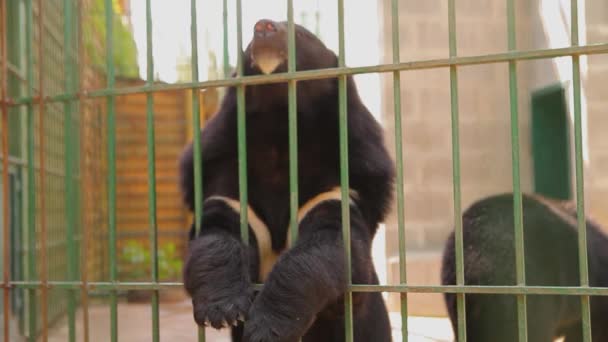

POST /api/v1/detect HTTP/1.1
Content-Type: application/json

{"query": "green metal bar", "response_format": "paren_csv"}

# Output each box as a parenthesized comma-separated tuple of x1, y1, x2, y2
(235, 0, 248, 246)
(189, 1, 205, 341)
(0, 158, 68, 179)
(447, 1, 467, 341)
(63, 0, 78, 340)
(190, 0, 202, 239)
(145, 0, 160, 341)
(350, 285, 608, 295)
(389, 0, 408, 340)
(570, 1, 592, 340)
(5, 281, 608, 295)
(222, 0, 230, 78)
(76, 1, 90, 340)
(104, 0, 118, 341)
(1, 0, 10, 339)
(8, 43, 608, 106)
(287, 0, 298, 246)
(336, 0, 353, 340)
(37, 0, 49, 338)
(506, 1, 528, 341)
(25, 0, 37, 340)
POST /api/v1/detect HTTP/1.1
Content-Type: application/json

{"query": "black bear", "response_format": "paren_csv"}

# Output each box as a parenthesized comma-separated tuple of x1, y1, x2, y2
(441, 193, 608, 341)
(179, 19, 394, 342)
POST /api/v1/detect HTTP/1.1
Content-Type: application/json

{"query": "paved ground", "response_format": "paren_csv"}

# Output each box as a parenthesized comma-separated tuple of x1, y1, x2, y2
(44, 298, 454, 341)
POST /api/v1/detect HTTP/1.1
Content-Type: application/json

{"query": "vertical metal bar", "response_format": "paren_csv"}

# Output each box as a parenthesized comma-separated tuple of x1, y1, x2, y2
(190, 0, 202, 242)
(77, 0, 90, 340)
(447, 1, 466, 341)
(1, 0, 10, 340)
(222, 0, 230, 78)
(506, 1, 528, 341)
(63, 0, 77, 340)
(336, 0, 353, 340)
(235, 0, 248, 246)
(104, 0, 118, 340)
(189, 1, 205, 341)
(37, 0, 49, 339)
(287, 0, 298, 246)
(390, 0, 408, 340)
(25, 0, 38, 340)
(145, 0, 160, 341)
(285, 5, 302, 336)
(570, 1, 592, 340)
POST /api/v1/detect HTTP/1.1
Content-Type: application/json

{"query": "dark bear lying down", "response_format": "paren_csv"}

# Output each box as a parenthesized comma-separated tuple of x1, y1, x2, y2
(179, 19, 394, 342)
(441, 193, 608, 342)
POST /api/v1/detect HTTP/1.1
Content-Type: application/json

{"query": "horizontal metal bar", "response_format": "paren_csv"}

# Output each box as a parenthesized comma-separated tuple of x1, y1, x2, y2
(4, 282, 608, 296)
(5, 281, 184, 290)
(9, 43, 608, 106)
(0, 155, 80, 179)
(351, 285, 608, 296)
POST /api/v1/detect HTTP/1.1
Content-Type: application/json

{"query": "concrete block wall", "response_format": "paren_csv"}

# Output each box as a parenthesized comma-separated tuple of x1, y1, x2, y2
(377, 0, 607, 316)
(585, 1, 608, 230)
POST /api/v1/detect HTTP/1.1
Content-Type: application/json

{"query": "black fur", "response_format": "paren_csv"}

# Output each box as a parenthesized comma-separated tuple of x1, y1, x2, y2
(179, 20, 394, 342)
(441, 193, 608, 341)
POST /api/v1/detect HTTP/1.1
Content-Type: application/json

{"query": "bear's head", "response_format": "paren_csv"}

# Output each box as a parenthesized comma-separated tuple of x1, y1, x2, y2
(238, 19, 345, 113)
(244, 19, 337, 76)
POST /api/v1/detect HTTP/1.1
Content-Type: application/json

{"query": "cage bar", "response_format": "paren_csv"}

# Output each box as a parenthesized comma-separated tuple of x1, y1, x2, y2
(335, 0, 353, 340)
(287, 0, 299, 245)
(447, 1, 467, 341)
(145, 0, 161, 341)
(4, 280, 608, 295)
(24, 0, 38, 340)
(5, 43, 607, 107)
(37, 0, 49, 339)
(63, 0, 78, 340)
(1, 0, 10, 340)
(76, 0, 90, 340)
(570, 0, 593, 340)
(189, 1, 205, 341)
(104, 0, 118, 340)
(389, 0, 408, 340)
(235, 0, 249, 248)
(506, 0, 529, 341)
(222, 0, 230, 79)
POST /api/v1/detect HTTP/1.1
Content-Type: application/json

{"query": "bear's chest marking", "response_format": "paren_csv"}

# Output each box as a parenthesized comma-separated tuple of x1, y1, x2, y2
(207, 187, 357, 281)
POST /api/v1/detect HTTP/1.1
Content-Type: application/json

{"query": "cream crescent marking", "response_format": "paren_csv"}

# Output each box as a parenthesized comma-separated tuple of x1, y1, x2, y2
(206, 196, 279, 281)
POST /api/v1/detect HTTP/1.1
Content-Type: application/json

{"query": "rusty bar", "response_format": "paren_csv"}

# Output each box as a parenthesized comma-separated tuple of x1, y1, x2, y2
(77, 0, 90, 340)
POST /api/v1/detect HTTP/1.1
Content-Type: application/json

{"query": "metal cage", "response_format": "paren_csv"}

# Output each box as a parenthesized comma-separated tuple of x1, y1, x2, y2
(1, 0, 608, 341)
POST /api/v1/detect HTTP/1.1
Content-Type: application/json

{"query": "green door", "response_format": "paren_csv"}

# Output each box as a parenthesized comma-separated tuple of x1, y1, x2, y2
(531, 84, 572, 201)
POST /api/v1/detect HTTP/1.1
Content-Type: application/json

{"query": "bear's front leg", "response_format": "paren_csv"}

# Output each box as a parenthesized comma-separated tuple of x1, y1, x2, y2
(242, 200, 373, 342)
(184, 199, 258, 329)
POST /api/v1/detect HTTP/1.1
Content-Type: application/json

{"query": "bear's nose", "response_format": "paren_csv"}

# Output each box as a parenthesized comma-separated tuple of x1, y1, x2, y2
(254, 19, 277, 38)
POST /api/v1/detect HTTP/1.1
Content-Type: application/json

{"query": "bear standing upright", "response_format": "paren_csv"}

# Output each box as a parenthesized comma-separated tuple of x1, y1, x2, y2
(179, 19, 395, 342)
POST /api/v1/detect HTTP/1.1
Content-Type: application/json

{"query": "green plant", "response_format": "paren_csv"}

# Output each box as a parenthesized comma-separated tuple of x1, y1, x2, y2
(158, 243, 183, 281)
(119, 240, 149, 281)
(85, 0, 140, 78)
(119, 240, 183, 282)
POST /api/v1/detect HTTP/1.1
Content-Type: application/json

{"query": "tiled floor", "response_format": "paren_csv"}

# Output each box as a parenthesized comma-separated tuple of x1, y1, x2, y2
(44, 300, 454, 342)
